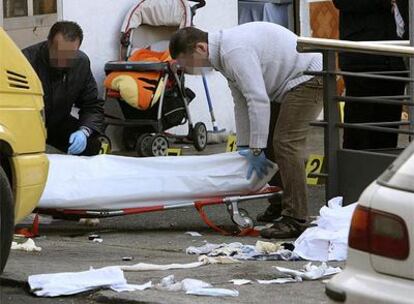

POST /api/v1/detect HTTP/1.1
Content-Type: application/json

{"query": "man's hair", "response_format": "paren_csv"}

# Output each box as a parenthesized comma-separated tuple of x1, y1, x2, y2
(169, 27, 208, 59)
(48, 21, 84, 44)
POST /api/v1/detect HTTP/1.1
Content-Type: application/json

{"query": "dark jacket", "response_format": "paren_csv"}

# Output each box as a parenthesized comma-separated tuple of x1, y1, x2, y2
(22, 41, 104, 133)
(333, 0, 409, 72)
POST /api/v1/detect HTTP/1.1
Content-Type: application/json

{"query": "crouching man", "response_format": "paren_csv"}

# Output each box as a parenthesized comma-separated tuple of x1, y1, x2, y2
(23, 21, 104, 156)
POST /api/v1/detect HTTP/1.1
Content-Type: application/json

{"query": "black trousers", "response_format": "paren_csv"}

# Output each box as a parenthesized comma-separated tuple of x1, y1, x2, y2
(47, 116, 102, 156)
(343, 77, 406, 150)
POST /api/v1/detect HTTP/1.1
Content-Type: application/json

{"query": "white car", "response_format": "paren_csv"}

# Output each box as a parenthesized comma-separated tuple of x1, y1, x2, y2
(326, 142, 414, 304)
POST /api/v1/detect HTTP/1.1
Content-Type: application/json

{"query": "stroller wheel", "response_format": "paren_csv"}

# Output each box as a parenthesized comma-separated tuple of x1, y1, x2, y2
(147, 135, 169, 157)
(136, 133, 153, 157)
(98, 135, 112, 154)
(193, 122, 207, 152)
(122, 128, 139, 151)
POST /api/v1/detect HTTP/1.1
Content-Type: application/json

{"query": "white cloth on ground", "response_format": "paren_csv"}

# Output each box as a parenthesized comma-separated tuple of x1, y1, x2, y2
(28, 267, 150, 297)
(294, 197, 357, 261)
(39, 153, 277, 210)
(120, 255, 239, 272)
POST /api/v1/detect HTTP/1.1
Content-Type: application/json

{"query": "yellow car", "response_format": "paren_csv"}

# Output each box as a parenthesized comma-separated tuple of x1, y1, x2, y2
(0, 27, 49, 274)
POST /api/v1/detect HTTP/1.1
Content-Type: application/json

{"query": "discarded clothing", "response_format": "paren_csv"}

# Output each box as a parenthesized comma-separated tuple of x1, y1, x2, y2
(186, 241, 299, 261)
(11, 239, 42, 252)
(156, 275, 239, 297)
(294, 197, 357, 261)
(28, 267, 150, 297)
(120, 255, 239, 272)
(39, 153, 277, 210)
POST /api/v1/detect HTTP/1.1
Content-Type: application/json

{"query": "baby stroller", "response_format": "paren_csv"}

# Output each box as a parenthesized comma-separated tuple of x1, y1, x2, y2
(104, 0, 208, 157)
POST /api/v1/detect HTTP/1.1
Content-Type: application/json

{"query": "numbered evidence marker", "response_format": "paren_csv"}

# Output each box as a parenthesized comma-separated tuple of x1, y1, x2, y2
(226, 134, 237, 152)
(306, 154, 325, 185)
(167, 148, 182, 156)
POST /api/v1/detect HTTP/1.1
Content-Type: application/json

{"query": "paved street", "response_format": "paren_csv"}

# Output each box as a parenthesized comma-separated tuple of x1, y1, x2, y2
(0, 129, 339, 304)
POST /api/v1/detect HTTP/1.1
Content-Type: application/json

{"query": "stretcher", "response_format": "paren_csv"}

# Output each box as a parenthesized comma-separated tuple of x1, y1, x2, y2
(32, 153, 281, 236)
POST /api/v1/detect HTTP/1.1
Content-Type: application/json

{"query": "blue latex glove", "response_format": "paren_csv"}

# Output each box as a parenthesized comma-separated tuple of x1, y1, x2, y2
(68, 130, 87, 155)
(239, 149, 274, 180)
(237, 146, 249, 151)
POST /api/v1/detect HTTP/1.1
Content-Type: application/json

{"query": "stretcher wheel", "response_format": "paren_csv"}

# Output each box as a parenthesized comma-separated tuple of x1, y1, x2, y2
(193, 122, 207, 151)
(136, 133, 153, 157)
(231, 208, 254, 229)
(147, 135, 169, 157)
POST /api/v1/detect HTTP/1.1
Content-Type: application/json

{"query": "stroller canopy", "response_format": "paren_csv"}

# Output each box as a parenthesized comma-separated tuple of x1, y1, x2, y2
(121, 0, 192, 36)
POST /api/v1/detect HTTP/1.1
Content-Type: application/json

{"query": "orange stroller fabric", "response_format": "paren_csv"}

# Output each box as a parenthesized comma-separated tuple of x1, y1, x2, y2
(104, 49, 171, 110)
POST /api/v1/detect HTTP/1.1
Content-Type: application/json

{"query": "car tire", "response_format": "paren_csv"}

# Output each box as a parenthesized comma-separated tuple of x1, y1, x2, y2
(0, 166, 14, 274)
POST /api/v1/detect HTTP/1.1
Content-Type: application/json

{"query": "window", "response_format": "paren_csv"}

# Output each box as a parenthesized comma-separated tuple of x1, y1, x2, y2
(2, 0, 58, 31)
(33, 0, 57, 15)
(3, 0, 28, 18)
(378, 141, 414, 194)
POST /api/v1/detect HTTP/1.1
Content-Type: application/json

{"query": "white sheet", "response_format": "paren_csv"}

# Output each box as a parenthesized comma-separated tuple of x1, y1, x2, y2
(39, 153, 277, 210)
(294, 197, 357, 261)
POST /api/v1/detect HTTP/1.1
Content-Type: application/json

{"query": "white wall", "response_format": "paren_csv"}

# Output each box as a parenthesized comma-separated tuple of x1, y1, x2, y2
(61, 0, 238, 145)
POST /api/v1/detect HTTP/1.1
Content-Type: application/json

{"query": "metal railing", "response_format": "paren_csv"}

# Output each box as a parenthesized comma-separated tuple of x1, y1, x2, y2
(297, 36, 414, 203)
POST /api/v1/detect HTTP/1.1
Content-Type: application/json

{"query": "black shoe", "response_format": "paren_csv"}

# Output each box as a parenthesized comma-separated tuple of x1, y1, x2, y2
(256, 201, 282, 223)
(260, 216, 307, 239)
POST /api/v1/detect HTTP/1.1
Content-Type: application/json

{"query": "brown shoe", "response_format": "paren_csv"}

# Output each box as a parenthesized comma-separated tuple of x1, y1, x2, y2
(260, 216, 307, 239)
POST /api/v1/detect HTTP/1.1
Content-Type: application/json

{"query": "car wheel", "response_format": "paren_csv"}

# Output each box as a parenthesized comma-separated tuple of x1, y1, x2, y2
(0, 166, 14, 274)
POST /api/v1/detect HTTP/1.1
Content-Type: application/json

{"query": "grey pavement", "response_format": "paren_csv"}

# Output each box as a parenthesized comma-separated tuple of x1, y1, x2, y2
(0, 128, 337, 304)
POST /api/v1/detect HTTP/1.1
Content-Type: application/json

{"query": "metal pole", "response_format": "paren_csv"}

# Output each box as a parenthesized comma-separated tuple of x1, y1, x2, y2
(409, 0, 414, 139)
(323, 50, 340, 201)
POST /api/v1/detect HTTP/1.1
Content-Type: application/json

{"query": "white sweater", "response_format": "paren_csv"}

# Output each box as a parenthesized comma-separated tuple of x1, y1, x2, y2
(208, 22, 322, 148)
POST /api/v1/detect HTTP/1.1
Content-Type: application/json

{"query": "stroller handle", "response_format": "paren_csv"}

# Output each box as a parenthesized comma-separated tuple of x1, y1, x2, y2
(189, 0, 206, 21)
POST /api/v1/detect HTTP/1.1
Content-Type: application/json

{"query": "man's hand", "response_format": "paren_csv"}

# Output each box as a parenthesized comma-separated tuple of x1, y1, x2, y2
(239, 149, 274, 180)
(68, 130, 88, 155)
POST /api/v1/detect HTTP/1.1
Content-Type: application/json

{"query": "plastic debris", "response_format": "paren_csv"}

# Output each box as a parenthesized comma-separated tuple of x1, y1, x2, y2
(92, 238, 103, 244)
(11, 238, 42, 252)
(122, 257, 134, 262)
(185, 232, 202, 237)
(229, 279, 252, 286)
